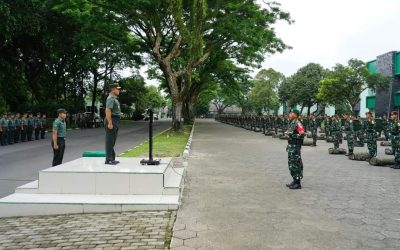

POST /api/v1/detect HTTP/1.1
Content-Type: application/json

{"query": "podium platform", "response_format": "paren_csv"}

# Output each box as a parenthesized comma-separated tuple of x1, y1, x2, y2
(0, 157, 185, 217)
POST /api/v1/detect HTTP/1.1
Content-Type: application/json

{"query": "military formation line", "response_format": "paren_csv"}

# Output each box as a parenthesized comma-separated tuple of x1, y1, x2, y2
(0, 111, 103, 147)
(216, 111, 400, 169)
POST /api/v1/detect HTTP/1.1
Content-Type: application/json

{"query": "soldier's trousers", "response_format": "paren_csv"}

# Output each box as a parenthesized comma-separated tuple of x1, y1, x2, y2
(311, 128, 317, 146)
(366, 132, 377, 158)
(394, 138, 400, 164)
(391, 136, 398, 157)
(52, 138, 65, 166)
(27, 126, 33, 141)
(357, 132, 365, 146)
(14, 128, 20, 143)
(41, 127, 46, 139)
(20, 129, 26, 142)
(287, 144, 303, 182)
(333, 132, 340, 149)
(8, 128, 14, 144)
(0, 131, 4, 146)
(346, 133, 354, 153)
(384, 131, 390, 141)
(34, 127, 40, 140)
(1, 130, 8, 146)
(105, 117, 119, 162)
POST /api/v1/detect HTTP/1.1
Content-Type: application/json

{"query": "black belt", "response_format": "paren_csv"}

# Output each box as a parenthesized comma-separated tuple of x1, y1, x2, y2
(57, 137, 65, 140)
(111, 116, 120, 119)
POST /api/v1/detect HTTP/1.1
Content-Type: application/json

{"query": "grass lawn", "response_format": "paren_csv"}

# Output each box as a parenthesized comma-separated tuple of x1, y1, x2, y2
(121, 125, 192, 158)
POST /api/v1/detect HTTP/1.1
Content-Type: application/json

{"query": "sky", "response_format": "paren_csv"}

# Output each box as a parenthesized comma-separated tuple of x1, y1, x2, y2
(258, 0, 400, 76)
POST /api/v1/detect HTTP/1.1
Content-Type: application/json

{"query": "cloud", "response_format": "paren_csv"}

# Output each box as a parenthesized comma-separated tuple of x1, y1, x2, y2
(258, 0, 400, 76)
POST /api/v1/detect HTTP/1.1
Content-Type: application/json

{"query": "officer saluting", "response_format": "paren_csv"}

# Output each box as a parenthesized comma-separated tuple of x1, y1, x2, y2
(52, 109, 67, 167)
(285, 109, 305, 190)
(105, 83, 121, 165)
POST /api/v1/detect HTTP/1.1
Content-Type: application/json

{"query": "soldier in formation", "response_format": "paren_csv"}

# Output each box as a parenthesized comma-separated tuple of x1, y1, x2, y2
(216, 109, 400, 172)
(0, 112, 48, 146)
(364, 111, 377, 159)
(389, 111, 400, 169)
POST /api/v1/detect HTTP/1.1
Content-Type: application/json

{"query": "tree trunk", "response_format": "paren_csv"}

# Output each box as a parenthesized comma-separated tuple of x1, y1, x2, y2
(91, 69, 98, 115)
(172, 100, 183, 132)
(307, 105, 311, 115)
(300, 105, 304, 114)
(182, 99, 194, 125)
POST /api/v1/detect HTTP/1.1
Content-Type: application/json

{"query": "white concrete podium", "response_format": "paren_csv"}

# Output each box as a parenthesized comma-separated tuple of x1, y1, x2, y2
(0, 158, 185, 217)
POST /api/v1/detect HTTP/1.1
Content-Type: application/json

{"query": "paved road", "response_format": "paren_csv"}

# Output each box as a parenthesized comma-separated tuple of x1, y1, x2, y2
(0, 120, 171, 198)
(172, 119, 400, 250)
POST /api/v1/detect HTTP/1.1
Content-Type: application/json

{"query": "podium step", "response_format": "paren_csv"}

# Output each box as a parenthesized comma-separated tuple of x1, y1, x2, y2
(0, 157, 185, 217)
(38, 157, 173, 195)
(15, 181, 38, 194)
(163, 168, 185, 195)
(0, 193, 179, 217)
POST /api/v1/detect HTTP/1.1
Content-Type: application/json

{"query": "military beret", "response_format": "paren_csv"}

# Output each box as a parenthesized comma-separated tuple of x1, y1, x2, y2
(109, 83, 121, 89)
(57, 108, 67, 114)
(365, 111, 372, 115)
(391, 111, 398, 116)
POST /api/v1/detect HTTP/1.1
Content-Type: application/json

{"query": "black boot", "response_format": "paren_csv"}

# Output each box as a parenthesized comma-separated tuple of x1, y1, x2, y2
(345, 150, 354, 157)
(393, 163, 400, 169)
(289, 180, 302, 190)
(286, 181, 295, 188)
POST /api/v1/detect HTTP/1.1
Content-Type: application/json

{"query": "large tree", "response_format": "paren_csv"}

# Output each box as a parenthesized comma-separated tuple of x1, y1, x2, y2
(317, 59, 391, 112)
(52, 0, 292, 131)
(249, 68, 283, 114)
(290, 63, 325, 114)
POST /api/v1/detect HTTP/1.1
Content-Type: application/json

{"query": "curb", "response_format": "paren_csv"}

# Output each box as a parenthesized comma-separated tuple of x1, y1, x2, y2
(182, 121, 195, 161)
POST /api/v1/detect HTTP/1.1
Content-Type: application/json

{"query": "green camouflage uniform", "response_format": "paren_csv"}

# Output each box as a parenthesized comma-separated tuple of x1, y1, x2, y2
(344, 119, 354, 155)
(331, 119, 342, 149)
(365, 118, 377, 158)
(310, 118, 318, 146)
(287, 119, 305, 183)
(389, 120, 400, 162)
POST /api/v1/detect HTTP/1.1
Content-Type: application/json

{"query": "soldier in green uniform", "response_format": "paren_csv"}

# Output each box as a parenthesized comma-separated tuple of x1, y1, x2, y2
(382, 115, 390, 141)
(364, 111, 377, 159)
(41, 114, 47, 139)
(0, 113, 8, 146)
(285, 110, 305, 190)
(105, 83, 122, 165)
(34, 112, 41, 140)
(389, 111, 400, 168)
(27, 113, 34, 141)
(309, 113, 318, 146)
(344, 113, 354, 157)
(20, 113, 27, 142)
(7, 114, 15, 145)
(331, 115, 342, 149)
(14, 113, 21, 143)
(52, 109, 67, 166)
(356, 116, 365, 147)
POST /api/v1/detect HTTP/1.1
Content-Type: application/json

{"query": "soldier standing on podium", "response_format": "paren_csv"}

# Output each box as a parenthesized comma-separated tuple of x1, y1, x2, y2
(105, 83, 121, 165)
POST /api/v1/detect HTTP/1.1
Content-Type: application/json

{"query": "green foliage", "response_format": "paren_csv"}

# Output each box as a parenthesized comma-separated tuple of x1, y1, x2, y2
(278, 63, 325, 114)
(248, 68, 283, 114)
(317, 59, 391, 111)
(121, 125, 192, 157)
